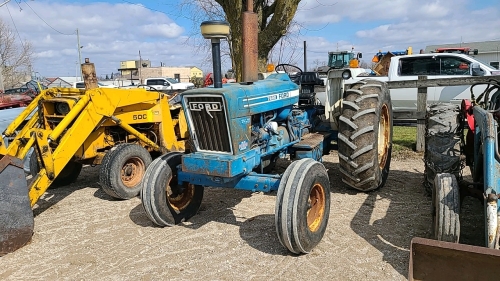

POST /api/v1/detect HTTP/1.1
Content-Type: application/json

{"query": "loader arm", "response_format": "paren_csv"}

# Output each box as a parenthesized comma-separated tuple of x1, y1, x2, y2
(0, 87, 182, 255)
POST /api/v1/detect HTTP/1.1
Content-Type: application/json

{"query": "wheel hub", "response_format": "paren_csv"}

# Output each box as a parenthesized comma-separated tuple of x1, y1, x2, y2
(167, 182, 195, 212)
(378, 104, 390, 169)
(307, 183, 326, 232)
(120, 157, 145, 188)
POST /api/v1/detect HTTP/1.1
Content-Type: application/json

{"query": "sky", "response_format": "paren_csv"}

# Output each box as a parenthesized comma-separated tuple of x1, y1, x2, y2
(0, 0, 499, 78)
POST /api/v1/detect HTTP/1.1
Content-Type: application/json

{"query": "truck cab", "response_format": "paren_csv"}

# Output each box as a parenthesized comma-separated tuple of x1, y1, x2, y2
(345, 53, 500, 114)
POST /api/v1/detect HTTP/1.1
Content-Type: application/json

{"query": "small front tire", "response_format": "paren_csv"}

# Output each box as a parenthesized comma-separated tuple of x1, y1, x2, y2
(275, 158, 330, 254)
(432, 173, 460, 243)
(141, 152, 204, 226)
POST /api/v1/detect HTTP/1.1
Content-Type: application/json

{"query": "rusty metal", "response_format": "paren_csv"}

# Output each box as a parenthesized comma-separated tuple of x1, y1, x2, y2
(242, 0, 258, 82)
(121, 156, 145, 188)
(168, 182, 196, 212)
(409, 237, 500, 281)
(307, 183, 326, 232)
(81, 58, 99, 90)
(0, 155, 34, 256)
(378, 104, 391, 169)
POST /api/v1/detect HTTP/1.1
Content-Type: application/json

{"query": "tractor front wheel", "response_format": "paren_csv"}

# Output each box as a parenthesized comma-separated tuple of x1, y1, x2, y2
(432, 173, 460, 243)
(141, 152, 204, 226)
(275, 158, 330, 254)
(99, 143, 152, 200)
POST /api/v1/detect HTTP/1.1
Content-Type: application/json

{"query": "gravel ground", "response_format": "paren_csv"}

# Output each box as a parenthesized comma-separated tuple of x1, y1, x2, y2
(0, 150, 484, 280)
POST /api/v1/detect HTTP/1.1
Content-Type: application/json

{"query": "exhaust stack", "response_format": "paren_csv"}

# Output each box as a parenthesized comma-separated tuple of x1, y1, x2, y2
(201, 21, 230, 88)
(242, 0, 258, 82)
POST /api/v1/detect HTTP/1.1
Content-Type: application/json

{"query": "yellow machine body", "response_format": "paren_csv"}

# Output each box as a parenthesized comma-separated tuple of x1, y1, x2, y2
(0, 87, 188, 206)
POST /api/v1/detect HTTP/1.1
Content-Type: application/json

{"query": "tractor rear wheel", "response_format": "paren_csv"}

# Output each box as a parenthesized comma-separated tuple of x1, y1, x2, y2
(29, 151, 82, 187)
(338, 79, 393, 191)
(141, 152, 204, 226)
(275, 158, 330, 254)
(99, 143, 152, 200)
(432, 173, 460, 242)
(424, 103, 462, 195)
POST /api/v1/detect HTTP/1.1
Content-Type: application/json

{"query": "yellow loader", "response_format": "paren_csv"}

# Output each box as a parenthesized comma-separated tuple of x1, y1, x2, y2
(0, 60, 188, 255)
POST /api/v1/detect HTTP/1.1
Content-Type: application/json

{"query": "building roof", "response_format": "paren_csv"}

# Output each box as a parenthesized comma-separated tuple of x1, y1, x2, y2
(425, 40, 500, 53)
(57, 77, 82, 83)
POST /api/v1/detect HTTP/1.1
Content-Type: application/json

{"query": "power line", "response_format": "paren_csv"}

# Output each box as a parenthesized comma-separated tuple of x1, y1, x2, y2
(5, 2, 25, 49)
(22, 0, 74, 35)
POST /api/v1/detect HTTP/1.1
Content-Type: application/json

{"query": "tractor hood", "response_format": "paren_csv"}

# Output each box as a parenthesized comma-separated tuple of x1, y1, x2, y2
(181, 73, 299, 119)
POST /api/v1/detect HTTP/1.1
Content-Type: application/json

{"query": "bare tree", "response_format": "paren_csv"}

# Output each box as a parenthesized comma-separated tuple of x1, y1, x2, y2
(0, 18, 34, 89)
(178, 0, 301, 81)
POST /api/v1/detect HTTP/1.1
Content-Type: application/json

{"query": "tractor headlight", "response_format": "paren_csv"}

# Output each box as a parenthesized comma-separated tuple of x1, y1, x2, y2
(55, 102, 70, 115)
(342, 70, 351, 80)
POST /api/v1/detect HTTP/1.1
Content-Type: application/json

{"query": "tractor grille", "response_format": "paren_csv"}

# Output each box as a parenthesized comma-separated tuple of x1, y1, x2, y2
(185, 95, 232, 153)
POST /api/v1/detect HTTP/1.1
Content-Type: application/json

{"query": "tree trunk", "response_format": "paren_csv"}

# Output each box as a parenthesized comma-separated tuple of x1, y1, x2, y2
(215, 0, 301, 81)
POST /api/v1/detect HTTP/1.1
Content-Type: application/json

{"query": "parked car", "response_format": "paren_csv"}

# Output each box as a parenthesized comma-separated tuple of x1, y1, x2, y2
(144, 77, 195, 91)
(72, 81, 117, 89)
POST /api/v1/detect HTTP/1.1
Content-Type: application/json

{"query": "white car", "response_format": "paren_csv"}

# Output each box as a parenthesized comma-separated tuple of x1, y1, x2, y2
(73, 82, 117, 89)
(144, 77, 195, 91)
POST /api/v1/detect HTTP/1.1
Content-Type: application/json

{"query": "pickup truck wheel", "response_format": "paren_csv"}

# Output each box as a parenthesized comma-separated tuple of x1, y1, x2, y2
(141, 152, 204, 226)
(29, 150, 82, 187)
(338, 79, 393, 191)
(432, 173, 460, 243)
(99, 143, 152, 200)
(424, 103, 462, 195)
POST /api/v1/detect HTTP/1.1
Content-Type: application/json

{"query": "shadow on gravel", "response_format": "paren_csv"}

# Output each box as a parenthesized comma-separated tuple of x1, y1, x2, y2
(335, 164, 431, 277)
(325, 159, 485, 278)
(32, 166, 100, 217)
(128, 186, 290, 255)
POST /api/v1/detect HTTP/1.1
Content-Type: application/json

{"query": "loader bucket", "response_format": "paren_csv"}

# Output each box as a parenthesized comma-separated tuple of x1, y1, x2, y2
(0, 155, 33, 256)
(409, 237, 500, 281)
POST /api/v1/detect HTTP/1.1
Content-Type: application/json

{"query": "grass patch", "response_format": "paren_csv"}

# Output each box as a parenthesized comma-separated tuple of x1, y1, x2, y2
(392, 126, 422, 158)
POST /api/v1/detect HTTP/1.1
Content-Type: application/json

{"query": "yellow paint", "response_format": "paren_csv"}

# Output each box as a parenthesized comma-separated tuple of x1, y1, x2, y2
(1, 87, 188, 206)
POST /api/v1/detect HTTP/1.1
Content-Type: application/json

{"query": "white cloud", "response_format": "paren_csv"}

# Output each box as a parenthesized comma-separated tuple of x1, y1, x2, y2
(141, 23, 184, 38)
(1, 0, 499, 78)
(292, 0, 500, 66)
(0, 1, 197, 77)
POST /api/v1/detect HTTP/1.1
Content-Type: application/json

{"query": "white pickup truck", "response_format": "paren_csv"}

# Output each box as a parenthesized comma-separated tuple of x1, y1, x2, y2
(144, 77, 195, 91)
(345, 53, 500, 113)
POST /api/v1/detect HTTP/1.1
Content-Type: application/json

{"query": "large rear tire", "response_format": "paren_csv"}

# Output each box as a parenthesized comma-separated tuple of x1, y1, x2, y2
(424, 103, 462, 195)
(275, 158, 330, 254)
(338, 79, 393, 191)
(99, 143, 152, 200)
(141, 152, 204, 226)
(29, 151, 82, 187)
(432, 173, 460, 242)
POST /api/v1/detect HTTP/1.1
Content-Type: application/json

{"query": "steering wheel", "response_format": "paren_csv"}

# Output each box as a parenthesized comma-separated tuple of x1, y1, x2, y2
(275, 63, 303, 84)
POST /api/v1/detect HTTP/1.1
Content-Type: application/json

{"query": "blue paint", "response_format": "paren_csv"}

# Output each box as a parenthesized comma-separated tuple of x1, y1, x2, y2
(177, 170, 281, 192)
(178, 73, 335, 193)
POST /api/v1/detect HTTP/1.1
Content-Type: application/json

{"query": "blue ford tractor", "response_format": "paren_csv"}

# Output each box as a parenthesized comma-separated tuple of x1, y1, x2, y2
(140, 21, 393, 254)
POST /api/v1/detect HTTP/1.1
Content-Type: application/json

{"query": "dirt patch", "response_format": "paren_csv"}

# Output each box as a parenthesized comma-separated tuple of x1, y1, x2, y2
(0, 151, 484, 280)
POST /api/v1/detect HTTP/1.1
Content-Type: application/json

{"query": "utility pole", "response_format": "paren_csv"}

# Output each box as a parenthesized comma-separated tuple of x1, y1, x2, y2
(76, 28, 83, 80)
(303, 41, 307, 71)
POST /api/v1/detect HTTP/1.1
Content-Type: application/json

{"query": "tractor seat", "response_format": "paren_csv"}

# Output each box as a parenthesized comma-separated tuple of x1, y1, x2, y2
(299, 72, 324, 86)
